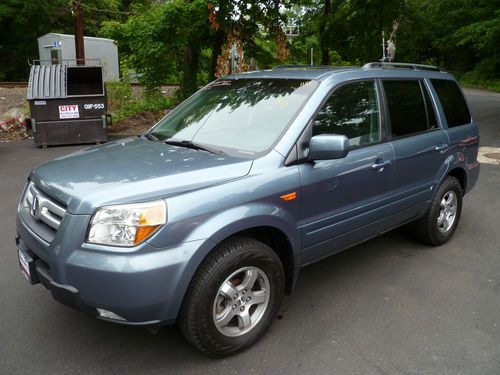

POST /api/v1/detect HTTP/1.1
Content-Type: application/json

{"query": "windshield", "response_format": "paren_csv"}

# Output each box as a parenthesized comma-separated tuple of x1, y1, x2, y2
(150, 78, 318, 156)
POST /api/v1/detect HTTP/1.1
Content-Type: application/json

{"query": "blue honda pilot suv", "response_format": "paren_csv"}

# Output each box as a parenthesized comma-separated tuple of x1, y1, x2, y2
(16, 62, 480, 356)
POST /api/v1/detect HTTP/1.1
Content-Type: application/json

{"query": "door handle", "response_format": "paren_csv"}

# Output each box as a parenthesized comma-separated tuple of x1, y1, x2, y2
(435, 143, 449, 152)
(371, 159, 392, 170)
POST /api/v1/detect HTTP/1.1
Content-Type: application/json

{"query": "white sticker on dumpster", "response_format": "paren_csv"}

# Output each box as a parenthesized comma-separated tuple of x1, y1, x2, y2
(59, 105, 80, 119)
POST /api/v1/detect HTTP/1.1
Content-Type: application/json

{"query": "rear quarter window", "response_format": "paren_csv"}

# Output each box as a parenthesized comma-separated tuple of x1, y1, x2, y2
(431, 79, 471, 128)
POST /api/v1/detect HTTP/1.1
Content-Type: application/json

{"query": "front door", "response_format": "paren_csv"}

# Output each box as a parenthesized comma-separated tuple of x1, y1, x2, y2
(298, 80, 394, 265)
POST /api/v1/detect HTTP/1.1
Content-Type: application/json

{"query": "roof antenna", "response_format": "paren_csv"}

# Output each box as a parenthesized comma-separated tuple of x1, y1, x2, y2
(380, 31, 387, 62)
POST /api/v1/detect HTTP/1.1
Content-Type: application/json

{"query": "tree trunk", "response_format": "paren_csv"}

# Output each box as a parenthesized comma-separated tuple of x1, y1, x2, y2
(210, 29, 226, 80)
(181, 45, 199, 99)
(319, 0, 332, 65)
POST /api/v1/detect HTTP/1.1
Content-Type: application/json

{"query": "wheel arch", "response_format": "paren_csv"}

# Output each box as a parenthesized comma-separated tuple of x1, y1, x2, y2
(447, 167, 467, 195)
(229, 226, 296, 295)
(167, 213, 301, 321)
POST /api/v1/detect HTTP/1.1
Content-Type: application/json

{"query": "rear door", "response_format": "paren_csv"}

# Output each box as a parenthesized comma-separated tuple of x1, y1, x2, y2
(382, 79, 449, 228)
(299, 80, 394, 264)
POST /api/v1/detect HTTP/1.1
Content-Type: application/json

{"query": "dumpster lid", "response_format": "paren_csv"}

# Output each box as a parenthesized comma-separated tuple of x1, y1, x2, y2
(27, 65, 67, 100)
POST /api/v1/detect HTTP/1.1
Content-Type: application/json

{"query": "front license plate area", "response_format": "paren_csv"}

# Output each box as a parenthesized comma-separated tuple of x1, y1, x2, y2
(18, 248, 39, 285)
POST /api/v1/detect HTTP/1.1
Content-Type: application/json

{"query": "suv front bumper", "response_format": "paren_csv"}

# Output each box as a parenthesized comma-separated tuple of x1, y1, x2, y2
(16, 214, 207, 326)
(17, 235, 102, 319)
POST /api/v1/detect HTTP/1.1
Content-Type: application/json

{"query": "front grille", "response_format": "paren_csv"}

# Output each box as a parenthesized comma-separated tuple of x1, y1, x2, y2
(20, 181, 67, 242)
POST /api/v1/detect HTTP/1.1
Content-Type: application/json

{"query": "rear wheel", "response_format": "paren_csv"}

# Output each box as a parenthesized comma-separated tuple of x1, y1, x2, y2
(413, 176, 463, 246)
(178, 237, 285, 357)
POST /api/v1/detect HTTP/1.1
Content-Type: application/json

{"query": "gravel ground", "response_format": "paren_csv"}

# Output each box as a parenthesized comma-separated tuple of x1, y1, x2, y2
(0, 87, 28, 115)
(0, 86, 30, 143)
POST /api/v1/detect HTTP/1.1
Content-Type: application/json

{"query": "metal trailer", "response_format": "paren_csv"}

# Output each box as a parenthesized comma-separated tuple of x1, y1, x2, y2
(37, 33, 119, 82)
(27, 62, 110, 147)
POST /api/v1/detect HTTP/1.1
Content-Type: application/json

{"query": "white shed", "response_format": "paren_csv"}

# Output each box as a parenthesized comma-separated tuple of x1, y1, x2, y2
(37, 33, 119, 81)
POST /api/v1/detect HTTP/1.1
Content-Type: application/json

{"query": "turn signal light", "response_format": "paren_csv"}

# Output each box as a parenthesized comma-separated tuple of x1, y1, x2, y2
(280, 192, 297, 201)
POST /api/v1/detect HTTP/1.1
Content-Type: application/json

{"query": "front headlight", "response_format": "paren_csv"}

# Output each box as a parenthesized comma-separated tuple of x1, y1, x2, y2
(87, 200, 166, 247)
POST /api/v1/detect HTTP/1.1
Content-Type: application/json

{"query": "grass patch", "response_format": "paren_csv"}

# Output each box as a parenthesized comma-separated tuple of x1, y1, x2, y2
(106, 81, 175, 122)
(459, 72, 500, 93)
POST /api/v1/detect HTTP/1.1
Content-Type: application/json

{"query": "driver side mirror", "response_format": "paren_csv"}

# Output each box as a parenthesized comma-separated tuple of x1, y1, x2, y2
(308, 134, 349, 160)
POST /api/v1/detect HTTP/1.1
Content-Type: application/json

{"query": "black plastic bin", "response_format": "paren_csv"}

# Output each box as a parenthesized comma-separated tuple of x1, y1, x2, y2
(27, 64, 109, 147)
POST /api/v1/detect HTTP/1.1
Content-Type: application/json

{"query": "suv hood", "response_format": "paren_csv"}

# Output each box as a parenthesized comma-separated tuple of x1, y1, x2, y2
(31, 137, 253, 214)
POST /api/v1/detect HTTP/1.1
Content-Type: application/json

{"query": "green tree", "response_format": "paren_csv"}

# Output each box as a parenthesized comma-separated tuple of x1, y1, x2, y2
(101, 1, 293, 97)
(100, 0, 209, 97)
(287, 0, 406, 65)
(392, 0, 500, 78)
(207, 1, 291, 77)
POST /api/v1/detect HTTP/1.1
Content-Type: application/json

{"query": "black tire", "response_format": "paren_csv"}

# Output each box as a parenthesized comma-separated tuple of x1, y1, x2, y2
(413, 176, 463, 246)
(177, 236, 285, 357)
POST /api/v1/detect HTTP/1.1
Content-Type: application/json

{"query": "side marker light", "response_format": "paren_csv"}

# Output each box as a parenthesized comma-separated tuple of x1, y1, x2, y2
(280, 192, 297, 201)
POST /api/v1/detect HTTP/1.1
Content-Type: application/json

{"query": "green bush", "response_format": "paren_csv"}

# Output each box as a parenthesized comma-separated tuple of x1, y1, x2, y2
(106, 81, 133, 114)
(459, 71, 500, 93)
(106, 81, 174, 122)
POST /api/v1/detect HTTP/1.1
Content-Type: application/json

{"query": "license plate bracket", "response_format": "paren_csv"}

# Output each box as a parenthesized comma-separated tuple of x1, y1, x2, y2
(18, 247, 39, 285)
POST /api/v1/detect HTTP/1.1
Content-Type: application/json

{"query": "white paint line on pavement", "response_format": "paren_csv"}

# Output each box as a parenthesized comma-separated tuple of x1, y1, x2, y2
(477, 147, 500, 166)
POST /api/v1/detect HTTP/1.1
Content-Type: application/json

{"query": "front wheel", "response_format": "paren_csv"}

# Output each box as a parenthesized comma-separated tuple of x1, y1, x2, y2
(178, 237, 285, 357)
(413, 176, 463, 246)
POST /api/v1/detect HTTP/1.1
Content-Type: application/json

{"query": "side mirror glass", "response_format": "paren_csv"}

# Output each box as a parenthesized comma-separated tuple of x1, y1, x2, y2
(308, 134, 349, 160)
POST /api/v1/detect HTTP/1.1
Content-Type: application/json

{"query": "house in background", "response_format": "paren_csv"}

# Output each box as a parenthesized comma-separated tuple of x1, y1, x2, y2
(37, 33, 119, 81)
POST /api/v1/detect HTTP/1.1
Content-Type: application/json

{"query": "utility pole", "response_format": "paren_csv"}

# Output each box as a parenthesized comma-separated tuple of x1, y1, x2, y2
(73, 0, 85, 65)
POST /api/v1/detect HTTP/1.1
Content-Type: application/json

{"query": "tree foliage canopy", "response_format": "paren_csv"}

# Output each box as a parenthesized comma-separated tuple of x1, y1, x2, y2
(1, 0, 499, 91)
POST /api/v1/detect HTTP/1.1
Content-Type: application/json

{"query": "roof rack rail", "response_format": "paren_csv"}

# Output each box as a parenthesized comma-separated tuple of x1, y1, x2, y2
(362, 62, 440, 72)
(272, 64, 336, 70)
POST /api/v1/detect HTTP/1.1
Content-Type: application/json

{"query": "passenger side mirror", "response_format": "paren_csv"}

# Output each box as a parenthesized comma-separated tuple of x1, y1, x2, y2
(308, 134, 349, 160)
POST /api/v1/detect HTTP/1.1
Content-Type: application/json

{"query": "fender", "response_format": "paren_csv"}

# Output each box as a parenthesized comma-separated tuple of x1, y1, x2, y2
(164, 202, 301, 320)
(432, 133, 479, 202)
(427, 154, 464, 211)
(435, 122, 481, 196)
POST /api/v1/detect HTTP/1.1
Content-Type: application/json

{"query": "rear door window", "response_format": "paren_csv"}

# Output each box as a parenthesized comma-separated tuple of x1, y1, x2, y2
(422, 83, 438, 129)
(431, 79, 471, 127)
(383, 80, 433, 137)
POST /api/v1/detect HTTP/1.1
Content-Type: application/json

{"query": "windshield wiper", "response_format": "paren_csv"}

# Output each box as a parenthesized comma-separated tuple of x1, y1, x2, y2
(143, 132, 160, 141)
(163, 139, 223, 155)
